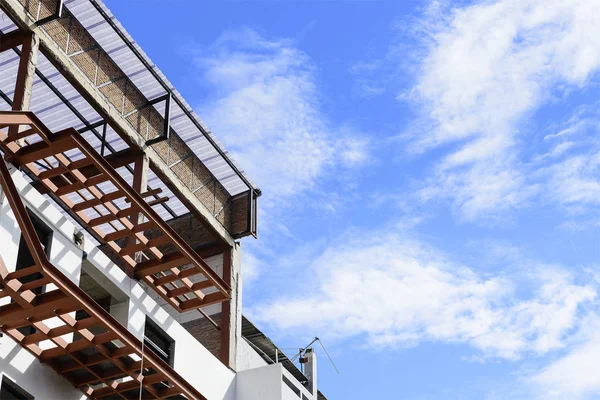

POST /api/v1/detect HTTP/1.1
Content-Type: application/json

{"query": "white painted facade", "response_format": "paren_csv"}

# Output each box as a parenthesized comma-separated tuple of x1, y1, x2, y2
(236, 339, 269, 372)
(0, 164, 316, 400)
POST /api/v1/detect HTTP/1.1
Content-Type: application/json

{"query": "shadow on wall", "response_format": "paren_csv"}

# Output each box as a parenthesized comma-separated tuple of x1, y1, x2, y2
(0, 333, 87, 400)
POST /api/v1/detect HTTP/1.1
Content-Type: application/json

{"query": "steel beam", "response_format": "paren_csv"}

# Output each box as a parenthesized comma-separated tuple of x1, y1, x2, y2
(11, 31, 38, 112)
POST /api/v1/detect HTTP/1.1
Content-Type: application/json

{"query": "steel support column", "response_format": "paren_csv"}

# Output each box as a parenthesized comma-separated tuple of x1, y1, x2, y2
(11, 31, 38, 112)
(127, 152, 149, 272)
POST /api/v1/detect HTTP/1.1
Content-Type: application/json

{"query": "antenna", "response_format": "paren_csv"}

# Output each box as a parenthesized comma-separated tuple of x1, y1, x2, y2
(291, 337, 340, 374)
(317, 337, 339, 374)
(291, 337, 318, 362)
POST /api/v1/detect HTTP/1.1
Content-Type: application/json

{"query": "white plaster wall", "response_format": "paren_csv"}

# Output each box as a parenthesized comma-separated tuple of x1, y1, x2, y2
(236, 363, 283, 400)
(236, 339, 269, 371)
(109, 300, 129, 326)
(282, 384, 301, 400)
(236, 361, 316, 400)
(283, 367, 315, 400)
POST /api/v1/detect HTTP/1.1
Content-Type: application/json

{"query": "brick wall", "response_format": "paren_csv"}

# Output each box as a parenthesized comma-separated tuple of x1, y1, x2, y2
(181, 313, 223, 359)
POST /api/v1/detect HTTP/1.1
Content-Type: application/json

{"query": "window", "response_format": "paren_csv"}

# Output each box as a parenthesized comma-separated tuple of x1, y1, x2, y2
(143, 317, 175, 366)
(76, 261, 129, 328)
(15, 211, 52, 295)
(14, 212, 52, 336)
(0, 377, 33, 400)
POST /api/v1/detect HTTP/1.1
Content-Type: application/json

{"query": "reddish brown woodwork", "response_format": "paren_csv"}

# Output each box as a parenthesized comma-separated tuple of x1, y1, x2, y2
(0, 111, 230, 314)
(0, 151, 205, 399)
(0, 30, 29, 52)
(11, 31, 37, 114)
(126, 153, 147, 264)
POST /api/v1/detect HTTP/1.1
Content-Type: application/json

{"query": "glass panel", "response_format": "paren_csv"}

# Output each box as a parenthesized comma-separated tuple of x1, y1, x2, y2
(143, 318, 174, 365)
(0, 378, 33, 400)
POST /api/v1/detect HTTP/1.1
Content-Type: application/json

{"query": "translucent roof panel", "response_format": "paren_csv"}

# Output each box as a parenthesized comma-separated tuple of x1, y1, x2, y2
(65, 0, 257, 197)
(0, 1, 258, 237)
(0, 38, 180, 222)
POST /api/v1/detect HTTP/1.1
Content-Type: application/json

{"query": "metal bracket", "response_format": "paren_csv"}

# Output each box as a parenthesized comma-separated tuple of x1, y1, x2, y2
(77, 120, 108, 156)
(145, 92, 171, 146)
(36, 0, 64, 26)
(0, 88, 13, 106)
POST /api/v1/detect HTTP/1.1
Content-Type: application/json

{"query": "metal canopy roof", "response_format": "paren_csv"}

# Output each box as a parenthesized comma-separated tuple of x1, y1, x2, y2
(0, 0, 259, 226)
(69, 0, 256, 197)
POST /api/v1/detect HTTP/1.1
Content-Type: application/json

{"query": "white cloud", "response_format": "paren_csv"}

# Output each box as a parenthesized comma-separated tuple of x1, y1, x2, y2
(418, 162, 535, 221)
(403, 0, 600, 219)
(528, 317, 600, 399)
(544, 152, 600, 207)
(241, 250, 261, 283)
(253, 233, 595, 360)
(412, 0, 599, 149)
(536, 104, 600, 211)
(557, 218, 600, 232)
(194, 28, 370, 204)
(338, 134, 370, 167)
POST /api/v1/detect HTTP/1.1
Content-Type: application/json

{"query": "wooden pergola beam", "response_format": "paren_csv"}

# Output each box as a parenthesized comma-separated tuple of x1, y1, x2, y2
(0, 29, 28, 52)
(105, 147, 143, 169)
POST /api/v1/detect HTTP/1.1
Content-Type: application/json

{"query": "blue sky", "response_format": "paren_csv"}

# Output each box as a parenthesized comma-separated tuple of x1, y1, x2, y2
(105, 1, 600, 398)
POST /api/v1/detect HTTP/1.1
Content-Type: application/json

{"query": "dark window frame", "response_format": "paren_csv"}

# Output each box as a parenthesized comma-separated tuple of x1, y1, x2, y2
(143, 317, 175, 366)
(29, 211, 53, 257)
(0, 376, 34, 400)
(14, 210, 53, 336)
(15, 209, 53, 275)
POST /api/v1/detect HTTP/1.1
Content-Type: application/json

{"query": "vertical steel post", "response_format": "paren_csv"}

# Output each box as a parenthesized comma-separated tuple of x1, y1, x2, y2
(11, 32, 38, 112)
(9, 32, 38, 139)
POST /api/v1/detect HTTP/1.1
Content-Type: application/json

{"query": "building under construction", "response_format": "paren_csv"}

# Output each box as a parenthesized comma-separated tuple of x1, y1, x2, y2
(0, 1, 325, 399)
